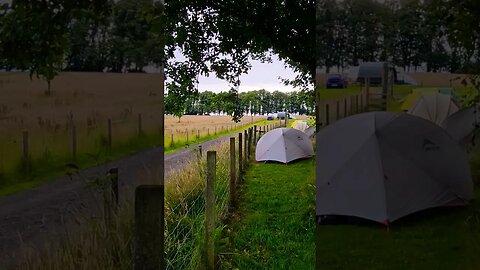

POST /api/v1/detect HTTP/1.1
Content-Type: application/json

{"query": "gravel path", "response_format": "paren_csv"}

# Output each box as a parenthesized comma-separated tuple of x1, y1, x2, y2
(0, 133, 237, 268)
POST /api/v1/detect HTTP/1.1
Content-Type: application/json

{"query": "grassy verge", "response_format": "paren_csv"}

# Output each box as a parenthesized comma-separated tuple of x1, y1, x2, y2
(20, 141, 234, 270)
(0, 119, 274, 197)
(316, 188, 480, 270)
(316, 86, 362, 100)
(220, 158, 315, 269)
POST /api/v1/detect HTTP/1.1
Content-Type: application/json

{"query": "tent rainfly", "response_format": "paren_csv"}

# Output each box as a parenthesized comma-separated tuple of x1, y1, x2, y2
(400, 88, 458, 111)
(407, 92, 459, 125)
(316, 112, 474, 225)
(355, 62, 397, 85)
(441, 107, 480, 146)
(256, 128, 313, 164)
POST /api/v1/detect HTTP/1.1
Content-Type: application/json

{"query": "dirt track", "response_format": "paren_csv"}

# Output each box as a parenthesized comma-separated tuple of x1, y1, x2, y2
(0, 133, 236, 268)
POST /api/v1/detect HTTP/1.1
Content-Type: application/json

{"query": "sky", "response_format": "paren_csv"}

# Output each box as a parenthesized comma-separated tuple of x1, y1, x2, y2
(167, 49, 299, 93)
(195, 55, 298, 93)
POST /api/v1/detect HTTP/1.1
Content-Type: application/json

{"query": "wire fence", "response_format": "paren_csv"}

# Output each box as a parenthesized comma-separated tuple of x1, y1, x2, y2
(165, 141, 235, 269)
(0, 114, 258, 189)
(17, 121, 281, 269)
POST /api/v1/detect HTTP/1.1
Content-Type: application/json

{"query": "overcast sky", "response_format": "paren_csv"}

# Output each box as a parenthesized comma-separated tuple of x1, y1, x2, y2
(167, 50, 298, 93)
(196, 55, 297, 93)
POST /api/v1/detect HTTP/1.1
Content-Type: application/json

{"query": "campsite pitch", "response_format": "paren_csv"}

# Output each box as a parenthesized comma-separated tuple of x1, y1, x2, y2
(221, 159, 315, 269)
(317, 188, 480, 270)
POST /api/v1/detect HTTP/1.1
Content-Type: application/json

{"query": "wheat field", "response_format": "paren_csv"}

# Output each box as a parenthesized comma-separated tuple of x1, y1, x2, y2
(0, 72, 264, 186)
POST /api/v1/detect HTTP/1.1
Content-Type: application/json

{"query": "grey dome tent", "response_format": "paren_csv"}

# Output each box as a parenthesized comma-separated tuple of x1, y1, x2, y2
(316, 112, 474, 225)
(356, 62, 397, 85)
(441, 107, 480, 147)
(256, 128, 313, 164)
(407, 92, 459, 125)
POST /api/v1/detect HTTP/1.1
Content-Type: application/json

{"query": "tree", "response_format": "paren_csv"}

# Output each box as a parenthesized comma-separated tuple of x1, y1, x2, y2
(165, 82, 189, 122)
(108, 0, 162, 73)
(197, 91, 215, 115)
(65, 8, 112, 72)
(0, 0, 110, 95)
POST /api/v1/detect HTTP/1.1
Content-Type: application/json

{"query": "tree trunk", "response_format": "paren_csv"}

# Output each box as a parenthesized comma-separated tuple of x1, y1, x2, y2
(46, 80, 52, 96)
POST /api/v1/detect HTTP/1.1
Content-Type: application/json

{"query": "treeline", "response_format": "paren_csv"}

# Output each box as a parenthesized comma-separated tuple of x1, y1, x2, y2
(0, 0, 162, 74)
(316, 0, 480, 74)
(2, 0, 478, 77)
(165, 89, 315, 119)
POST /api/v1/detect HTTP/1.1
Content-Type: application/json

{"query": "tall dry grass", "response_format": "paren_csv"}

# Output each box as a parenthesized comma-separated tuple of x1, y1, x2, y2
(18, 141, 235, 270)
(0, 72, 262, 191)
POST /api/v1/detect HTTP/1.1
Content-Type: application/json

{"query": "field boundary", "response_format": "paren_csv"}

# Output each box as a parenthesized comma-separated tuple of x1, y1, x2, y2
(0, 117, 270, 197)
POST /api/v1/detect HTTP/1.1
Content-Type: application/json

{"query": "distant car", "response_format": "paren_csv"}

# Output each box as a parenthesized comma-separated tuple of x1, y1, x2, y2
(266, 114, 274, 120)
(326, 74, 348, 89)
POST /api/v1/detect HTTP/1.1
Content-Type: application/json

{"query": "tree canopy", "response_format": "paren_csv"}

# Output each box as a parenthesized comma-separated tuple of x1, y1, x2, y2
(1, 0, 479, 105)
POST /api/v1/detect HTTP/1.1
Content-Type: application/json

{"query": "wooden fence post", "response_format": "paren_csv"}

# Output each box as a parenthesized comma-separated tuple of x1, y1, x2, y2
(215, 126, 217, 135)
(336, 101, 340, 121)
(72, 125, 77, 160)
(134, 185, 164, 270)
(244, 130, 248, 165)
(238, 133, 243, 173)
(344, 98, 347, 118)
(325, 104, 330, 126)
(248, 128, 253, 159)
(186, 129, 189, 143)
(356, 96, 359, 113)
(170, 134, 174, 147)
(350, 96, 354, 116)
(198, 145, 203, 158)
(108, 167, 119, 206)
(207, 128, 210, 136)
(230, 137, 236, 208)
(205, 151, 216, 270)
(108, 119, 112, 148)
(361, 94, 364, 112)
(253, 125, 257, 143)
(138, 113, 143, 136)
(22, 130, 29, 172)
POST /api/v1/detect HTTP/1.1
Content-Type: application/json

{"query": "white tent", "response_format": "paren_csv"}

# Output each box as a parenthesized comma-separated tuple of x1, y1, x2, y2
(316, 112, 474, 224)
(408, 92, 459, 125)
(256, 128, 313, 164)
(292, 121, 309, 132)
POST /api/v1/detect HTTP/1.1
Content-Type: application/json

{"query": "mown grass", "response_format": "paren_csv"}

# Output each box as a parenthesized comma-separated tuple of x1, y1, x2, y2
(316, 85, 362, 100)
(0, 119, 272, 197)
(221, 158, 316, 269)
(20, 140, 236, 270)
(316, 188, 480, 270)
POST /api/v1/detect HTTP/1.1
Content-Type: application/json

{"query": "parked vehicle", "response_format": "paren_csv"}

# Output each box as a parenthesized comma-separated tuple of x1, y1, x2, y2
(326, 74, 348, 89)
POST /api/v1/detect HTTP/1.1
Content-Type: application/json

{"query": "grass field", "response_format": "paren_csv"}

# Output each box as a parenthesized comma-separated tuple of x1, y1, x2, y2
(316, 192, 480, 270)
(221, 159, 316, 269)
(0, 72, 269, 196)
